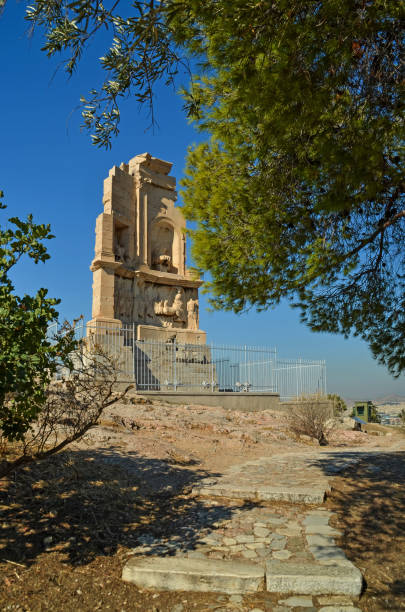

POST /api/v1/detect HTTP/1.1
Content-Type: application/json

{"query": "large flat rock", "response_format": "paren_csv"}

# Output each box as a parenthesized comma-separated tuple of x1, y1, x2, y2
(122, 557, 265, 594)
(266, 561, 363, 596)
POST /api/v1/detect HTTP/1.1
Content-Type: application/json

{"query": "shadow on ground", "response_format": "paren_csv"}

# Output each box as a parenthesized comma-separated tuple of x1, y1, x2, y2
(0, 447, 249, 567)
(314, 450, 405, 611)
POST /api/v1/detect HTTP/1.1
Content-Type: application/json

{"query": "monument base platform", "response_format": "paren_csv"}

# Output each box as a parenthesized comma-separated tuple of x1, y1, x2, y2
(137, 324, 207, 345)
(87, 317, 123, 331)
(137, 391, 281, 412)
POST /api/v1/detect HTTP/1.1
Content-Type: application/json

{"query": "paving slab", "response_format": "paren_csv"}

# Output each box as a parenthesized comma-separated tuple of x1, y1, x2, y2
(308, 546, 351, 566)
(122, 556, 265, 594)
(266, 561, 363, 596)
(304, 514, 333, 526)
(316, 596, 355, 606)
(307, 535, 337, 547)
(279, 595, 315, 607)
(305, 525, 342, 536)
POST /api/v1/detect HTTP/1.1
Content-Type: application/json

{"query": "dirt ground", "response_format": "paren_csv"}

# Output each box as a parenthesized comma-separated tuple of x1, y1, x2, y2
(326, 451, 405, 612)
(1, 397, 404, 611)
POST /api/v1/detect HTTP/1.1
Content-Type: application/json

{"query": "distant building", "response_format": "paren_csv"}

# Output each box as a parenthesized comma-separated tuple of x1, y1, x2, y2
(352, 401, 380, 423)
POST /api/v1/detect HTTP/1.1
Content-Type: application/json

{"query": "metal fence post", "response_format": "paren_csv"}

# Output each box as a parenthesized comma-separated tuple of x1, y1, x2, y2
(211, 342, 215, 390)
(173, 338, 177, 391)
(132, 323, 135, 382)
(299, 358, 302, 395)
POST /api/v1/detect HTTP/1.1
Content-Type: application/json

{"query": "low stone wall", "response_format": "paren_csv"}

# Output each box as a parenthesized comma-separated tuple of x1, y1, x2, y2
(139, 391, 280, 412)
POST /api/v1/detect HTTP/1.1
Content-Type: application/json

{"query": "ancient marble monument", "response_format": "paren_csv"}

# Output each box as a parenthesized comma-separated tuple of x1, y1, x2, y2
(88, 153, 206, 345)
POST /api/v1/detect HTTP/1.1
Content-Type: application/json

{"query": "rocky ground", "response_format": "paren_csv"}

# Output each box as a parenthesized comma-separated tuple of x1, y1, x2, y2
(0, 397, 404, 611)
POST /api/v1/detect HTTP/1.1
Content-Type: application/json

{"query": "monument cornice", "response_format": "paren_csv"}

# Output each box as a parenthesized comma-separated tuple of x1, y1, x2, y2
(108, 264, 201, 288)
(135, 168, 176, 192)
(134, 269, 203, 288)
(90, 258, 121, 272)
(92, 259, 203, 288)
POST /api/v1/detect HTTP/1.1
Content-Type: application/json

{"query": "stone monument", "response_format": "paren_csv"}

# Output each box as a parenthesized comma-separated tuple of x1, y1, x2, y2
(88, 153, 206, 346)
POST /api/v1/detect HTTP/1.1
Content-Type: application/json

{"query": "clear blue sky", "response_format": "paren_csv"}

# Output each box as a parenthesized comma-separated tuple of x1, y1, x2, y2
(1, 3, 404, 400)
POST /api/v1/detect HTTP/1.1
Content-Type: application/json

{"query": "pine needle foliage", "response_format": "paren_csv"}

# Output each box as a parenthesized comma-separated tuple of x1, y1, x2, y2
(20, 0, 405, 375)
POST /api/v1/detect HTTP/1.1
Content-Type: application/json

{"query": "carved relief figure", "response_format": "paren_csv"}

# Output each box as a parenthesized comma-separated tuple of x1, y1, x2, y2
(172, 287, 186, 324)
(114, 278, 199, 331)
(154, 248, 172, 272)
(187, 298, 199, 330)
(154, 287, 186, 327)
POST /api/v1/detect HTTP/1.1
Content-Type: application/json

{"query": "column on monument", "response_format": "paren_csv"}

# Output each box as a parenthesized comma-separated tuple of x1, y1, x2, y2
(91, 266, 116, 320)
(89, 210, 121, 328)
(179, 232, 186, 276)
(94, 212, 115, 261)
(142, 193, 148, 266)
(135, 185, 149, 268)
(127, 188, 136, 264)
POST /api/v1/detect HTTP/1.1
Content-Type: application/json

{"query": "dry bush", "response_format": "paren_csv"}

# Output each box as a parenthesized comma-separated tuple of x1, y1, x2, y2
(287, 395, 335, 446)
(166, 449, 199, 466)
(0, 343, 132, 478)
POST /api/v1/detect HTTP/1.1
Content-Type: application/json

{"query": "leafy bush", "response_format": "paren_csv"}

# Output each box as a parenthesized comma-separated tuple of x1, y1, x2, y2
(327, 393, 347, 416)
(0, 192, 79, 441)
(0, 190, 132, 477)
(1, 341, 132, 478)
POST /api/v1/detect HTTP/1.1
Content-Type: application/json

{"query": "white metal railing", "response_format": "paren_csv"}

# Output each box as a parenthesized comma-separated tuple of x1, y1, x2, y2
(48, 322, 326, 400)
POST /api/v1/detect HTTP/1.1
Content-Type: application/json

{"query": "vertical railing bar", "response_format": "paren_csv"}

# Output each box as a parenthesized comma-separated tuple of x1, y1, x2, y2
(47, 324, 326, 396)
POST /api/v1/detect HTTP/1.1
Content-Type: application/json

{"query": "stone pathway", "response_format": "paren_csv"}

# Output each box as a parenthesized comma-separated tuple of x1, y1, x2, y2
(122, 451, 365, 610)
(129, 503, 312, 563)
(192, 452, 361, 503)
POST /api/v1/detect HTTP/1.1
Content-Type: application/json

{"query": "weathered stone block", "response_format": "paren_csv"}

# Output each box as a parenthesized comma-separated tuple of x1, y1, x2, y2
(265, 561, 363, 596)
(122, 557, 265, 593)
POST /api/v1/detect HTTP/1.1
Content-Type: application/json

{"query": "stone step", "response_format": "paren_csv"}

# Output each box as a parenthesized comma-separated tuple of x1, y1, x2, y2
(265, 560, 363, 596)
(192, 484, 328, 504)
(122, 557, 265, 594)
(122, 556, 363, 597)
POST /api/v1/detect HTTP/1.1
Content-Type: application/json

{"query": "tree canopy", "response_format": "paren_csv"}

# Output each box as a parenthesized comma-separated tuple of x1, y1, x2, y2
(15, 0, 405, 374)
(179, 1, 404, 376)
